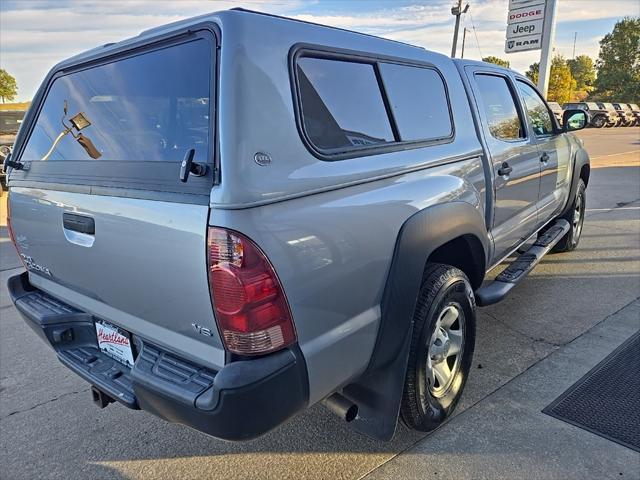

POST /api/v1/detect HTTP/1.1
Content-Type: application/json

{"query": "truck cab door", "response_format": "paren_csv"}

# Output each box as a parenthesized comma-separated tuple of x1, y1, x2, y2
(515, 80, 572, 227)
(467, 69, 540, 261)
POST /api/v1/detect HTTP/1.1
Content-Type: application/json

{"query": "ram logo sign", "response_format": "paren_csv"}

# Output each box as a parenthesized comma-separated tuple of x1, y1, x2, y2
(505, 34, 542, 53)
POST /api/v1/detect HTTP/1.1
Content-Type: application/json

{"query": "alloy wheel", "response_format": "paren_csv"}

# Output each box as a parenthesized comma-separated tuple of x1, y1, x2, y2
(426, 304, 465, 397)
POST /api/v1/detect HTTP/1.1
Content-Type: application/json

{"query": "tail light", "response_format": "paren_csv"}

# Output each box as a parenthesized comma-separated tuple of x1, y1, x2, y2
(6, 195, 27, 270)
(207, 227, 296, 355)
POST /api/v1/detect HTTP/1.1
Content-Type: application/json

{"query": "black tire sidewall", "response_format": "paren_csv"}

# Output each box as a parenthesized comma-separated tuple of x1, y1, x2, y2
(568, 180, 586, 249)
(401, 265, 476, 431)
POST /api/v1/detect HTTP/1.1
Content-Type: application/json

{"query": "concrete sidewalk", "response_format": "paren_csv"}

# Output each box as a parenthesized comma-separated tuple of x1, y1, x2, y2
(363, 299, 640, 480)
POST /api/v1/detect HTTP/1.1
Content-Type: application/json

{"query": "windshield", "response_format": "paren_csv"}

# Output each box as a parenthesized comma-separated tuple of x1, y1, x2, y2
(20, 39, 212, 163)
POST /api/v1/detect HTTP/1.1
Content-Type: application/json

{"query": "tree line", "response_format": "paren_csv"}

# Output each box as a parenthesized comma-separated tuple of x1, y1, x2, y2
(484, 17, 639, 103)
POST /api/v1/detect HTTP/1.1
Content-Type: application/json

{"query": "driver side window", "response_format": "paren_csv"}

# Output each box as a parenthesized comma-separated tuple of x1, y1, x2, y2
(517, 81, 554, 136)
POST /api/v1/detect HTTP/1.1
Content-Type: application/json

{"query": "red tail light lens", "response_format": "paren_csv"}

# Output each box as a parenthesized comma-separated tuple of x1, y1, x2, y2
(6, 195, 27, 270)
(207, 227, 296, 355)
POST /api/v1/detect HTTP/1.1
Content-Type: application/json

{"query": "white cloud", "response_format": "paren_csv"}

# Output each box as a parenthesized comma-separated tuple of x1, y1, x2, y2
(0, 0, 637, 100)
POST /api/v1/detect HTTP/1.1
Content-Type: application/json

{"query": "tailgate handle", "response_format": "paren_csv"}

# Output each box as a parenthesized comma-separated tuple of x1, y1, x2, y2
(63, 213, 95, 235)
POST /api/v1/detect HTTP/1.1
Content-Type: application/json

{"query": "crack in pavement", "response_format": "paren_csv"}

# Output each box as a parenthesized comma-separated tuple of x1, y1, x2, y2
(585, 197, 640, 220)
(1, 388, 90, 421)
(482, 310, 563, 347)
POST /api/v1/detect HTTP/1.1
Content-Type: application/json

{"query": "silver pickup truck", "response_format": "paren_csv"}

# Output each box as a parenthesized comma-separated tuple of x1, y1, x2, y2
(4, 9, 590, 442)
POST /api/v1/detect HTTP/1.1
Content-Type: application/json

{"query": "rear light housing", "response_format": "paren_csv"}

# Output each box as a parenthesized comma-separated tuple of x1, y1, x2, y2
(6, 194, 25, 268)
(207, 227, 296, 355)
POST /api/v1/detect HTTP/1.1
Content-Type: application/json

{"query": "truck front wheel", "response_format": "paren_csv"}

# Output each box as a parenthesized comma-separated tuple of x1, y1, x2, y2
(400, 263, 476, 432)
(591, 115, 606, 128)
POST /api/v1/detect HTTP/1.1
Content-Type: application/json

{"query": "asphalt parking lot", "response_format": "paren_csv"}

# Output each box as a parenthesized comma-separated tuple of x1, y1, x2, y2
(0, 128, 639, 480)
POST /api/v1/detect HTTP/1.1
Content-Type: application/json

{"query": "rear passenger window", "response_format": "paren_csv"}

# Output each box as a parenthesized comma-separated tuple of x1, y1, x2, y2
(21, 39, 212, 163)
(474, 74, 524, 141)
(297, 57, 394, 151)
(378, 63, 452, 142)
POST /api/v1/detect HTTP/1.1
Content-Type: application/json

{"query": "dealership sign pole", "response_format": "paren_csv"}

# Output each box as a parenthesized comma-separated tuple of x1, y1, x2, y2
(505, 0, 557, 98)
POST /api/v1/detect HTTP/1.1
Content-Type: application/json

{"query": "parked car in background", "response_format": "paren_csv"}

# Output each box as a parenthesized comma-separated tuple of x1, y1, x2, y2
(5, 8, 591, 442)
(596, 103, 622, 127)
(0, 110, 27, 194)
(548, 102, 564, 125)
(612, 103, 635, 126)
(627, 104, 640, 126)
(564, 102, 615, 128)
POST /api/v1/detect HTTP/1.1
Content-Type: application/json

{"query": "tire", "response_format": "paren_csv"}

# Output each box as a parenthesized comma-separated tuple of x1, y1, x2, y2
(400, 263, 476, 432)
(591, 115, 606, 128)
(552, 178, 586, 253)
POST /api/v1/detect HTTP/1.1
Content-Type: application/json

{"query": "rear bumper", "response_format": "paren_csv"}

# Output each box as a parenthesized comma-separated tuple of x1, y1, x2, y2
(8, 272, 309, 441)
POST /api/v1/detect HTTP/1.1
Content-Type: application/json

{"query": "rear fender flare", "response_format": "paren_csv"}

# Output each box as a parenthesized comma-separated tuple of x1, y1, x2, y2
(560, 146, 590, 218)
(343, 201, 489, 441)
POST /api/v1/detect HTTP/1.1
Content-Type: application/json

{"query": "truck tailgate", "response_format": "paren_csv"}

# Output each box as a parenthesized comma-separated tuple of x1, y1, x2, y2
(9, 187, 224, 370)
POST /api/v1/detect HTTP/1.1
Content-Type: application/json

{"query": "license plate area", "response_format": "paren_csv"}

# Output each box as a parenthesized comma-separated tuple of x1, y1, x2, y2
(95, 320, 135, 367)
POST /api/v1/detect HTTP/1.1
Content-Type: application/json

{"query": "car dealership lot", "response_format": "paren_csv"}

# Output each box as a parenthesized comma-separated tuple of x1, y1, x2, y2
(1, 128, 639, 480)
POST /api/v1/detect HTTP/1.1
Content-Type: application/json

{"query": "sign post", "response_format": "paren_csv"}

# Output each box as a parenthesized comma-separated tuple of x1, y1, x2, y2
(536, 0, 558, 97)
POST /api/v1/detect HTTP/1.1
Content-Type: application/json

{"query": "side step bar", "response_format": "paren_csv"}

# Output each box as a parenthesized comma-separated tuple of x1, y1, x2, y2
(476, 219, 570, 307)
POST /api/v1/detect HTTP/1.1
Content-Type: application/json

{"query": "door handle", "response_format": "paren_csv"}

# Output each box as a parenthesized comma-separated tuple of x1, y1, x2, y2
(540, 152, 550, 164)
(498, 162, 513, 176)
(63, 213, 95, 235)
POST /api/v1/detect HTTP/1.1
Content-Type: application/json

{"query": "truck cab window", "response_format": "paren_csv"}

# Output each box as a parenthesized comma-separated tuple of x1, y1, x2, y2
(517, 81, 554, 136)
(474, 74, 525, 141)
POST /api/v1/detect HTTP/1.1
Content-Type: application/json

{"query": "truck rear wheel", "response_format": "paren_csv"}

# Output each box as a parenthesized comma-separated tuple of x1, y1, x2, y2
(400, 263, 475, 432)
(591, 115, 606, 128)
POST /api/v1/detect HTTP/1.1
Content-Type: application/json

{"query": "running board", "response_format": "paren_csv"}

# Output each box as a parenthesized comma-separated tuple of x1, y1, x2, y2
(476, 219, 570, 307)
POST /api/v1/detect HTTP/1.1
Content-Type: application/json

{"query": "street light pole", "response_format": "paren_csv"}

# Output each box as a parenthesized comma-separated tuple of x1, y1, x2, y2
(451, 0, 469, 58)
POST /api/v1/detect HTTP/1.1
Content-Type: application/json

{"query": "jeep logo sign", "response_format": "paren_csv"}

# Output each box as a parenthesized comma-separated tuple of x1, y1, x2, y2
(507, 19, 544, 39)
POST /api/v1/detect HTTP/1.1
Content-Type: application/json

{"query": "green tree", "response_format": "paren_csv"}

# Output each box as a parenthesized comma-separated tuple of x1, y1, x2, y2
(592, 17, 640, 102)
(525, 56, 576, 103)
(482, 56, 510, 68)
(526, 62, 539, 83)
(0, 69, 18, 103)
(567, 55, 596, 91)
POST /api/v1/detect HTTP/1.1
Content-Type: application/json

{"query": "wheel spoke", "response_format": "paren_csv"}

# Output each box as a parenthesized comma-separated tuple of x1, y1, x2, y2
(440, 306, 459, 328)
(447, 329, 463, 356)
(433, 360, 452, 387)
(426, 358, 436, 387)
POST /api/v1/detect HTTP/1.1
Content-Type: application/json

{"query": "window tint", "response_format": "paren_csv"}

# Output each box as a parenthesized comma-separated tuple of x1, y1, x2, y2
(378, 63, 452, 142)
(517, 81, 554, 136)
(21, 39, 211, 163)
(297, 57, 394, 151)
(474, 74, 524, 141)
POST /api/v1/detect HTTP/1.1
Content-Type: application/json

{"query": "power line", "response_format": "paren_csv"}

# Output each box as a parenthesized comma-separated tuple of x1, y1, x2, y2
(468, 11, 483, 58)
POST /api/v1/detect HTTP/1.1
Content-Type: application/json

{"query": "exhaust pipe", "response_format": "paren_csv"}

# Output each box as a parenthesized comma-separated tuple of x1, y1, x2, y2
(322, 393, 358, 422)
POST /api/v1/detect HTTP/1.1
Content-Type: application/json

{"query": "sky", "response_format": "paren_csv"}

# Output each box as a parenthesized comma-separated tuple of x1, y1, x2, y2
(1, 0, 638, 102)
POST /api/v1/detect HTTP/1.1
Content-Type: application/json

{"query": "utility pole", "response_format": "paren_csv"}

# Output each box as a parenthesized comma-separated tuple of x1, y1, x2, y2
(572, 32, 577, 59)
(461, 27, 469, 59)
(451, 0, 470, 58)
(537, 0, 558, 98)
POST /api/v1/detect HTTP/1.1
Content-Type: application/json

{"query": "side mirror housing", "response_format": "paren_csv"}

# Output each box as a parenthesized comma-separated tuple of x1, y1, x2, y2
(562, 109, 589, 132)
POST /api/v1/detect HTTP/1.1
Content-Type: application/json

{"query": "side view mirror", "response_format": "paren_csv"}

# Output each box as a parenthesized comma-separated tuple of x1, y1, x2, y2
(562, 109, 589, 132)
